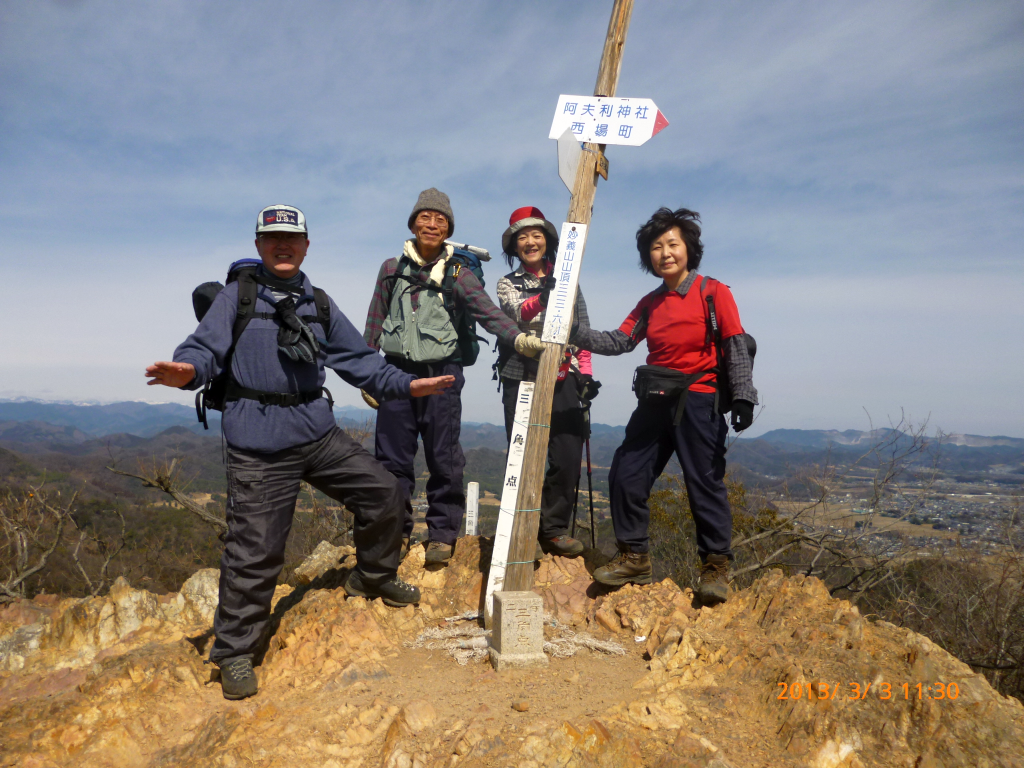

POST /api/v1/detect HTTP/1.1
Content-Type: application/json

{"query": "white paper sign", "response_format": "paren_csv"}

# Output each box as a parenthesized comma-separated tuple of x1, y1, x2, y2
(465, 482, 479, 536)
(549, 95, 668, 147)
(483, 381, 534, 626)
(541, 222, 588, 344)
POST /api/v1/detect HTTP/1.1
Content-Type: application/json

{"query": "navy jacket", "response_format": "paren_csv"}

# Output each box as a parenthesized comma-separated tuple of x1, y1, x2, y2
(174, 272, 414, 452)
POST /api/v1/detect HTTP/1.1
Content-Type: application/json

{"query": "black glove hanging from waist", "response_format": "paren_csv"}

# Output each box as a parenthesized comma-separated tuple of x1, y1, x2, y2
(275, 296, 320, 364)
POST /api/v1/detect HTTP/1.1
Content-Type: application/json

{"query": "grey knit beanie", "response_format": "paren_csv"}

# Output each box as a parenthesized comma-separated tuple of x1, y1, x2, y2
(408, 188, 455, 236)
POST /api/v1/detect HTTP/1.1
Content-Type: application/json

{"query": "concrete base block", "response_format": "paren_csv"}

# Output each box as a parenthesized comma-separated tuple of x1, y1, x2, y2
(490, 590, 547, 671)
(488, 647, 549, 671)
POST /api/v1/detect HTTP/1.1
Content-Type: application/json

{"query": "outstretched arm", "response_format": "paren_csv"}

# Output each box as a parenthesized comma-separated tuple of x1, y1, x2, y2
(456, 269, 521, 347)
(571, 294, 647, 357)
(147, 285, 237, 389)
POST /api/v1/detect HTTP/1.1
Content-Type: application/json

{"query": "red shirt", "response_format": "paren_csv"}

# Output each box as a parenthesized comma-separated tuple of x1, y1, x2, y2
(618, 277, 745, 393)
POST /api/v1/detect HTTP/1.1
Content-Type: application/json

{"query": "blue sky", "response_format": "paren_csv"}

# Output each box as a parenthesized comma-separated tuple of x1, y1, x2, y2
(1, 1, 1022, 436)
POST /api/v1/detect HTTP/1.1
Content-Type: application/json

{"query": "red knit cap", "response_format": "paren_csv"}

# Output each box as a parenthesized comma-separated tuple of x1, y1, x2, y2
(501, 206, 559, 256)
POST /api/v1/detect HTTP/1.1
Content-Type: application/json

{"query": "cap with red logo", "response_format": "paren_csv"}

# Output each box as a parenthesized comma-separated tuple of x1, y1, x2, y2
(256, 205, 307, 235)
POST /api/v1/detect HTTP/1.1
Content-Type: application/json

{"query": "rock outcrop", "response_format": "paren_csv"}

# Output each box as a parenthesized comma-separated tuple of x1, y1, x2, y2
(1, 537, 1022, 768)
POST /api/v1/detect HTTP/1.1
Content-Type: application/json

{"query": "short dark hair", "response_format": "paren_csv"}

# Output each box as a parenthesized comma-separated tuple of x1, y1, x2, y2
(503, 230, 558, 269)
(635, 207, 703, 274)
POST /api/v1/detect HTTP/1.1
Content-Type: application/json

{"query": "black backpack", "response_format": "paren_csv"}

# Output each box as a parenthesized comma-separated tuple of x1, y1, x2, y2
(190, 259, 332, 428)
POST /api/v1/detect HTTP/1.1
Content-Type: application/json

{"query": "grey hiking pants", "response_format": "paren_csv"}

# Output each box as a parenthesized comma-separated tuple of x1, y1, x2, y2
(210, 426, 404, 663)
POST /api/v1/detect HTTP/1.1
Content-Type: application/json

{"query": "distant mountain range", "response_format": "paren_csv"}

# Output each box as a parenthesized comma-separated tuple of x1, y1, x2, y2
(0, 398, 373, 439)
(753, 428, 1024, 450)
(1, 400, 1021, 493)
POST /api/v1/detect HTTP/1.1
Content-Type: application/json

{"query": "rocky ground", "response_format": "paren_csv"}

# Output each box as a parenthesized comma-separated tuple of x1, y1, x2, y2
(1, 536, 1023, 768)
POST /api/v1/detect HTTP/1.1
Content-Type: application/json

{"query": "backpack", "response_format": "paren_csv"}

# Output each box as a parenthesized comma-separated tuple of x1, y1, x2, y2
(190, 259, 332, 429)
(699, 276, 756, 415)
(444, 247, 489, 366)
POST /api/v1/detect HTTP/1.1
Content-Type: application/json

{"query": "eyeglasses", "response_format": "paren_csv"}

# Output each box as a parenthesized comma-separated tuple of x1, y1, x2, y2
(415, 212, 448, 226)
(259, 232, 307, 242)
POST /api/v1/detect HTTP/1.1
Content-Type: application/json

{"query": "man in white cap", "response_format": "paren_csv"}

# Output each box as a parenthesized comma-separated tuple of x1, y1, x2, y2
(147, 205, 454, 700)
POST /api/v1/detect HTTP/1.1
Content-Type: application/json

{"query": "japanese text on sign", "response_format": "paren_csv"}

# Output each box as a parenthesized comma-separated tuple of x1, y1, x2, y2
(541, 223, 588, 344)
(549, 95, 668, 147)
(483, 382, 535, 623)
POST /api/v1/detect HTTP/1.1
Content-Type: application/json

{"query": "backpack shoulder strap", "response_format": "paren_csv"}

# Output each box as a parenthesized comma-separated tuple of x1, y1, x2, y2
(442, 260, 461, 316)
(312, 286, 331, 335)
(700, 276, 721, 348)
(231, 269, 259, 345)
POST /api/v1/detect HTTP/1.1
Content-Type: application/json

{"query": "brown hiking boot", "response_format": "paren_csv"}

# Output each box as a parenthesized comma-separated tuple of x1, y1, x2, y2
(697, 554, 730, 606)
(424, 540, 453, 566)
(593, 550, 652, 587)
(540, 535, 585, 558)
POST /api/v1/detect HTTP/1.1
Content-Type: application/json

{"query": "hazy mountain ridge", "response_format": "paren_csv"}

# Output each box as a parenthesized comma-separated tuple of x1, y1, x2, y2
(2, 401, 1021, 499)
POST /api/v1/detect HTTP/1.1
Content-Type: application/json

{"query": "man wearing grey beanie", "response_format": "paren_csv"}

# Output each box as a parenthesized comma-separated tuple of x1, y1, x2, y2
(364, 188, 543, 565)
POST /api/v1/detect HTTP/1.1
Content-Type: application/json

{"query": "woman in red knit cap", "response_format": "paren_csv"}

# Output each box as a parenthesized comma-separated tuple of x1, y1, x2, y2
(495, 206, 598, 558)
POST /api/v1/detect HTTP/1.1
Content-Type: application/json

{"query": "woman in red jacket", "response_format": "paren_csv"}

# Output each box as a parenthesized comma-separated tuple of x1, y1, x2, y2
(572, 207, 757, 605)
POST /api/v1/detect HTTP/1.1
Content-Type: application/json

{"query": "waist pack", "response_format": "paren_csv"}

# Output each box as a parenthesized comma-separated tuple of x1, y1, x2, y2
(632, 365, 712, 425)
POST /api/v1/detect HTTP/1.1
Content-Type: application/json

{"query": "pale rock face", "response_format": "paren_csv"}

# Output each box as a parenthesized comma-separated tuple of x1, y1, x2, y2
(178, 568, 220, 625)
(0, 537, 1023, 768)
(293, 541, 356, 585)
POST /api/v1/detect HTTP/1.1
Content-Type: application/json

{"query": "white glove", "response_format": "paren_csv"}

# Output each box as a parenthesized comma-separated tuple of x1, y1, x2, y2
(360, 389, 380, 410)
(514, 333, 545, 359)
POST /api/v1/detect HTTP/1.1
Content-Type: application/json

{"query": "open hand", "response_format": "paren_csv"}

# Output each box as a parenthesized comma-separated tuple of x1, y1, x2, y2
(410, 375, 456, 397)
(145, 361, 196, 388)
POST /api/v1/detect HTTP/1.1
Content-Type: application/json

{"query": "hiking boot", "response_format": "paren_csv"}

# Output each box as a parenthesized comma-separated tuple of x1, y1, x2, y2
(424, 540, 453, 566)
(219, 656, 258, 701)
(541, 535, 585, 558)
(593, 550, 652, 587)
(345, 569, 421, 607)
(697, 554, 730, 606)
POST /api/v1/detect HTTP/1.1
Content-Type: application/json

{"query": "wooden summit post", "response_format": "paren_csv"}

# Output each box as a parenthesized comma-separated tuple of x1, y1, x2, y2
(502, 0, 634, 593)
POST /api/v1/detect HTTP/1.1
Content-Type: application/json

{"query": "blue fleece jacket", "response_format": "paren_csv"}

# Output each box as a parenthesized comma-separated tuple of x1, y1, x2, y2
(173, 272, 414, 453)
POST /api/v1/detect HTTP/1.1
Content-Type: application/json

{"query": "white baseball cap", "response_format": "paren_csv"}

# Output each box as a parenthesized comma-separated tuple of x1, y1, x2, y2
(256, 205, 307, 235)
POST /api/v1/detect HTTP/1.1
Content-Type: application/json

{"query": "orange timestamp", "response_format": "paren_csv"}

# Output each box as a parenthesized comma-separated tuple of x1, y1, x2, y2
(777, 681, 960, 702)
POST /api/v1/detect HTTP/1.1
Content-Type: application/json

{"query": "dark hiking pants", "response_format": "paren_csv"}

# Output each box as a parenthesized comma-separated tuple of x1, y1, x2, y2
(501, 373, 585, 539)
(608, 390, 731, 558)
(374, 360, 466, 546)
(210, 426, 404, 664)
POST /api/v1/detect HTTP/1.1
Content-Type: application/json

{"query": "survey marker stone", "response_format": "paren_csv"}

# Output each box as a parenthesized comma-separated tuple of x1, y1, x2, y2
(489, 591, 548, 671)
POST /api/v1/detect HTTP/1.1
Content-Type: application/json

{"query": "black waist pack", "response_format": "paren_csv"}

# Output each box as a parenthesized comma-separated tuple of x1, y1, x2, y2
(632, 365, 712, 425)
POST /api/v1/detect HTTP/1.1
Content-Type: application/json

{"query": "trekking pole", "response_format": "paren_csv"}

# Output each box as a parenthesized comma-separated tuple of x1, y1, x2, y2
(585, 437, 596, 549)
(571, 475, 581, 539)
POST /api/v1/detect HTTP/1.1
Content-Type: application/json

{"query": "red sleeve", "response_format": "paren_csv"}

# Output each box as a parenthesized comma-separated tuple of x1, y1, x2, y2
(576, 349, 593, 376)
(617, 295, 651, 341)
(712, 283, 745, 340)
(520, 295, 543, 322)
